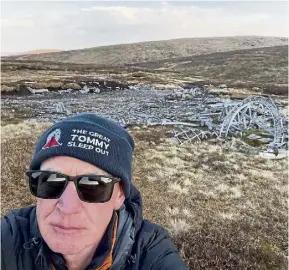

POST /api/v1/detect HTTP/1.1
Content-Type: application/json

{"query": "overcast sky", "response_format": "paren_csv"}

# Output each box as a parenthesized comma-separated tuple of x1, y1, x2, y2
(1, 1, 288, 54)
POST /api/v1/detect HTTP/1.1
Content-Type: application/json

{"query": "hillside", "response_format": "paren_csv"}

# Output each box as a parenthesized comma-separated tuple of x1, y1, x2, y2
(5, 36, 288, 66)
(128, 45, 288, 86)
(1, 46, 288, 96)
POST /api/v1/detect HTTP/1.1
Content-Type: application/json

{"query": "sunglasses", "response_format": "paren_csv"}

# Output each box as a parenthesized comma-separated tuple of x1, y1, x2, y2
(26, 170, 121, 203)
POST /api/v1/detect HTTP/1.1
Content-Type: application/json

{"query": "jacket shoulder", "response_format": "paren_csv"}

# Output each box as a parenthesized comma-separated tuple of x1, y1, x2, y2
(2, 206, 36, 238)
(1, 206, 37, 269)
(134, 220, 188, 270)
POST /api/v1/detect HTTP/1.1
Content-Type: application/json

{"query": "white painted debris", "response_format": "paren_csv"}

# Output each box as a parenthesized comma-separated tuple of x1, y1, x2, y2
(168, 137, 179, 144)
(93, 88, 101, 93)
(247, 134, 262, 139)
(80, 85, 101, 94)
(80, 85, 90, 94)
(161, 119, 171, 124)
(258, 138, 273, 143)
(27, 87, 49, 94)
(55, 102, 71, 115)
(58, 89, 73, 94)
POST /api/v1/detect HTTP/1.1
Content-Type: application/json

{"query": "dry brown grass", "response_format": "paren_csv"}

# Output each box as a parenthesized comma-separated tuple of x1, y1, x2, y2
(130, 126, 288, 269)
(1, 124, 288, 269)
(131, 45, 288, 95)
(1, 60, 201, 92)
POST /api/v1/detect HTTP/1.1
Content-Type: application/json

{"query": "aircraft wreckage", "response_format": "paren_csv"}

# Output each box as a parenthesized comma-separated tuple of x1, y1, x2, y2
(155, 87, 287, 158)
(54, 85, 288, 158)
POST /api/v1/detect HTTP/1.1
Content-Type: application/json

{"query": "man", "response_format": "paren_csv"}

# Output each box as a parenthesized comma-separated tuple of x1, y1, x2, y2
(1, 113, 188, 270)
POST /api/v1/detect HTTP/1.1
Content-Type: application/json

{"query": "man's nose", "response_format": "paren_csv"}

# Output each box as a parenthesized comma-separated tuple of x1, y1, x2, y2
(57, 182, 82, 214)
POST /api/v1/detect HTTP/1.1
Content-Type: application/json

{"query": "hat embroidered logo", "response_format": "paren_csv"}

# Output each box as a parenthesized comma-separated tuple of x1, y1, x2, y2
(42, 129, 62, 149)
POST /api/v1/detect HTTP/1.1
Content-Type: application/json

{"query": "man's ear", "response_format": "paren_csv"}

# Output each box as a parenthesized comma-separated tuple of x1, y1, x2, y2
(113, 184, 125, 210)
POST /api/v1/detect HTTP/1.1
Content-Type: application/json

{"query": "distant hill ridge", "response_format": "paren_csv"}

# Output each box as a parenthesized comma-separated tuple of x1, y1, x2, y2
(4, 49, 63, 57)
(5, 36, 288, 66)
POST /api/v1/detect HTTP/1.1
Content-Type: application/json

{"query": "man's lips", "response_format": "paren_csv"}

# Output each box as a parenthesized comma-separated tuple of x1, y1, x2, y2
(51, 224, 84, 233)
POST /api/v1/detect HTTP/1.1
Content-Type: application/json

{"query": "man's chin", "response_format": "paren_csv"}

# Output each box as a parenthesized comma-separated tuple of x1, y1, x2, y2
(48, 240, 82, 255)
(44, 231, 84, 255)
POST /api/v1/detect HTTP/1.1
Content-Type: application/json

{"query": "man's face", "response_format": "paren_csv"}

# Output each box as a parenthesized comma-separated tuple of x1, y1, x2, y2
(36, 156, 125, 255)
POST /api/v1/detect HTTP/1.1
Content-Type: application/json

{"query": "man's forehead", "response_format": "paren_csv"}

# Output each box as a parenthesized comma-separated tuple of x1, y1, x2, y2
(40, 157, 111, 176)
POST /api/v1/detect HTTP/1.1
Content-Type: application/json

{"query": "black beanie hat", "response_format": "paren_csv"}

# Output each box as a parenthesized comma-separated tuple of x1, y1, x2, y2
(29, 113, 135, 198)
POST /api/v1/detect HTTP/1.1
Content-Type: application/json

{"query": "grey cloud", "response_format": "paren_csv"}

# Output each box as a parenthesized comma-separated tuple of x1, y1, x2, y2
(1, 2, 288, 53)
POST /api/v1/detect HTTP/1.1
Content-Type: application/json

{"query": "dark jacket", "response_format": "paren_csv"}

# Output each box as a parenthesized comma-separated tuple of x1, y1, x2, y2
(1, 185, 188, 270)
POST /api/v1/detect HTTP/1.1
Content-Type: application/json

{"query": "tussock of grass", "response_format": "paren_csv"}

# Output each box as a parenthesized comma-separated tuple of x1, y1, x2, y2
(1, 124, 288, 269)
(169, 218, 191, 235)
(168, 182, 189, 194)
(219, 212, 237, 220)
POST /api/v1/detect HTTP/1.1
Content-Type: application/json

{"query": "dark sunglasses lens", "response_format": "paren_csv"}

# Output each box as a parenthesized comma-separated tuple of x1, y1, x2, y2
(29, 171, 67, 199)
(77, 176, 115, 203)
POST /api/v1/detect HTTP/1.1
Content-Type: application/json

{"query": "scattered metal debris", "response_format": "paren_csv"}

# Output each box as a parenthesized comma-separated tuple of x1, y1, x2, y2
(22, 80, 128, 96)
(164, 90, 288, 155)
(55, 102, 71, 115)
(2, 84, 288, 157)
(27, 87, 49, 95)
(79, 85, 101, 94)
(173, 127, 217, 145)
(219, 96, 286, 148)
(217, 84, 228, 89)
(58, 89, 73, 94)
